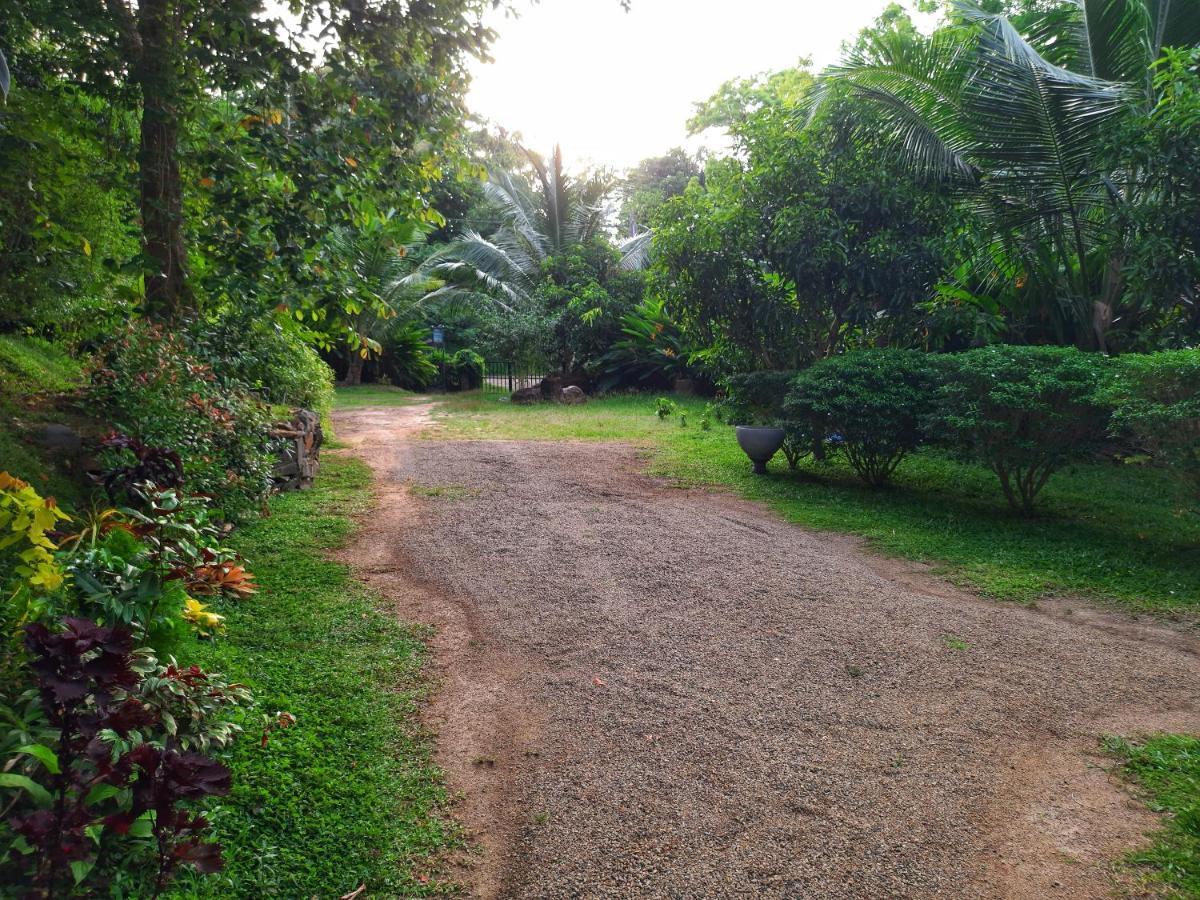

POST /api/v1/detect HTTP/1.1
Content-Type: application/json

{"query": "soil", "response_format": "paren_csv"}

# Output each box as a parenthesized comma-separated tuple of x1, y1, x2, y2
(332, 402, 1200, 899)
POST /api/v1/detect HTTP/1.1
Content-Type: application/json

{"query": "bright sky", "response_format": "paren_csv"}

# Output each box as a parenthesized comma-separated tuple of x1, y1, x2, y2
(467, 0, 936, 172)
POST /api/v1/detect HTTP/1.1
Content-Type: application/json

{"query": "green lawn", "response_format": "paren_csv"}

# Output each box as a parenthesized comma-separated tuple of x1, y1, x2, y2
(169, 456, 458, 897)
(334, 384, 427, 408)
(431, 392, 1200, 616)
(1106, 734, 1200, 895)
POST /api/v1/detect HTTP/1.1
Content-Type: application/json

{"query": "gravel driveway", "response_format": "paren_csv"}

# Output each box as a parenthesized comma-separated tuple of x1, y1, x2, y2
(335, 405, 1200, 899)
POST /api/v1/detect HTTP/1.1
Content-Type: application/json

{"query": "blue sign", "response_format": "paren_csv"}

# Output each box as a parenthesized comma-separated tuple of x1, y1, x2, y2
(431, 327, 445, 345)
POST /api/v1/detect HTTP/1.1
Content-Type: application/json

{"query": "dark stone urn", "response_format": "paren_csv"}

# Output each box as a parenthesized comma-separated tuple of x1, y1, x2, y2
(735, 425, 786, 475)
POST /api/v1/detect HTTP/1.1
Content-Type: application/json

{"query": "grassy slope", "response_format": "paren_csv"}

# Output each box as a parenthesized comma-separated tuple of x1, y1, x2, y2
(0, 335, 87, 504)
(432, 392, 1200, 615)
(169, 456, 458, 898)
(1106, 734, 1200, 895)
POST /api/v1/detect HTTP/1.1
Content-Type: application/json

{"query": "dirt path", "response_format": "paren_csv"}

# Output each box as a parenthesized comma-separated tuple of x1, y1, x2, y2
(334, 403, 1200, 899)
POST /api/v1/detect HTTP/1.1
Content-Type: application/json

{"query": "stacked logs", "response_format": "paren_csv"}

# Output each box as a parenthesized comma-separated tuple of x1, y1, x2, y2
(271, 409, 322, 491)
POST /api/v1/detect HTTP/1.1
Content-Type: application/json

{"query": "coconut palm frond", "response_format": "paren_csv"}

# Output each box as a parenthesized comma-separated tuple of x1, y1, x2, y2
(419, 280, 519, 314)
(829, 26, 979, 181)
(617, 229, 654, 271)
(482, 171, 551, 260)
(418, 145, 617, 310)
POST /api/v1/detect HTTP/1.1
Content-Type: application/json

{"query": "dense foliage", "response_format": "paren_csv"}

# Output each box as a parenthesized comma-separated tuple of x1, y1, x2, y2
(1102, 349, 1200, 505)
(89, 324, 275, 521)
(2, 0, 1199, 890)
(0, 469, 257, 896)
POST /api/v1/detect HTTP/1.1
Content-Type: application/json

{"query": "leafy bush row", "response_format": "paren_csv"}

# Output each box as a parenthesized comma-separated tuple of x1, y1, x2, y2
(89, 324, 277, 522)
(722, 347, 1199, 513)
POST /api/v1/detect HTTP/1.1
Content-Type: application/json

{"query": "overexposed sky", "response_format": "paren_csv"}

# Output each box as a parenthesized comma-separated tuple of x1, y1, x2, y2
(467, 0, 936, 171)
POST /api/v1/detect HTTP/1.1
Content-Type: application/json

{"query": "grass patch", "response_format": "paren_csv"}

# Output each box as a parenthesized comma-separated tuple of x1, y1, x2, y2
(169, 455, 457, 897)
(430, 392, 1200, 614)
(0, 335, 88, 505)
(0, 334, 84, 397)
(334, 384, 425, 409)
(1106, 734, 1200, 895)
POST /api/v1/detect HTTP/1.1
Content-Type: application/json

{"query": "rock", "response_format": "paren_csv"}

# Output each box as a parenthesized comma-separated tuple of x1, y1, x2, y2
(37, 424, 82, 457)
(560, 385, 587, 405)
(511, 386, 543, 405)
(539, 374, 563, 400)
(562, 371, 591, 392)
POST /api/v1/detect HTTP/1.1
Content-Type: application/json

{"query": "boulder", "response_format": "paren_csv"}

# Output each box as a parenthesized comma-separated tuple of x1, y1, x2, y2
(37, 423, 83, 457)
(562, 372, 591, 392)
(511, 386, 543, 405)
(560, 385, 587, 405)
(539, 374, 563, 400)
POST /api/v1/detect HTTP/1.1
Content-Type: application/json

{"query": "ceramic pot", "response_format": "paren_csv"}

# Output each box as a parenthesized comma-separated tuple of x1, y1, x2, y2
(735, 425, 786, 475)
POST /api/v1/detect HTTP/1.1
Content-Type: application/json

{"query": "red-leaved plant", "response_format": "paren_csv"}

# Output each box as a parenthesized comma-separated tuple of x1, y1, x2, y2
(4, 618, 230, 898)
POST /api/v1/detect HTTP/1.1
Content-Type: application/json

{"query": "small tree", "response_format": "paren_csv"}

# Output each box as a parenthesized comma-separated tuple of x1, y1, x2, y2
(786, 350, 939, 486)
(936, 346, 1109, 514)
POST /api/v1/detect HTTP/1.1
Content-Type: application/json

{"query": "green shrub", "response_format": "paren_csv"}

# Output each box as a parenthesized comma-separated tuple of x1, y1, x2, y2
(721, 370, 813, 468)
(1101, 349, 1200, 507)
(598, 296, 694, 390)
(429, 348, 484, 391)
(787, 350, 940, 485)
(721, 371, 794, 425)
(89, 323, 275, 520)
(378, 321, 438, 389)
(936, 345, 1109, 513)
(186, 319, 335, 420)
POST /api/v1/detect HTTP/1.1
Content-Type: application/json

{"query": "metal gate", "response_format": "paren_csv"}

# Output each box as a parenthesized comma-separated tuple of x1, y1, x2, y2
(482, 361, 546, 394)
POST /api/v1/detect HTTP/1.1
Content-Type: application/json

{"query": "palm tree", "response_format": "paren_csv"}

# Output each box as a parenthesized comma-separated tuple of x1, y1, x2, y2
(824, 0, 1199, 350)
(421, 145, 643, 309)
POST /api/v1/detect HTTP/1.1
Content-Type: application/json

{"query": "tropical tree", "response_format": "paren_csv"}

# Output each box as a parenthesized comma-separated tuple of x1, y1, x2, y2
(825, 0, 1200, 351)
(618, 148, 703, 235)
(5, 0, 496, 319)
(651, 90, 956, 373)
(311, 211, 431, 385)
(421, 145, 623, 308)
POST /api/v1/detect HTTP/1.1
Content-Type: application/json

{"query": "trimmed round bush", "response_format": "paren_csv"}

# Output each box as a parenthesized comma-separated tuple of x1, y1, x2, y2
(935, 345, 1109, 514)
(1100, 349, 1200, 506)
(786, 350, 940, 485)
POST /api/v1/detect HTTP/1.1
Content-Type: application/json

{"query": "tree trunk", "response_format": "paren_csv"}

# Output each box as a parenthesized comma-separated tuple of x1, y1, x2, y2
(345, 353, 365, 386)
(136, 0, 191, 319)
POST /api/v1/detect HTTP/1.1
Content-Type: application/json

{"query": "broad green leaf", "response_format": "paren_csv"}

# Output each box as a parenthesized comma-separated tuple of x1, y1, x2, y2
(84, 783, 121, 806)
(70, 859, 95, 885)
(0, 773, 53, 806)
(16, 743, 60, 774)
(128, 813, 154, 839)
